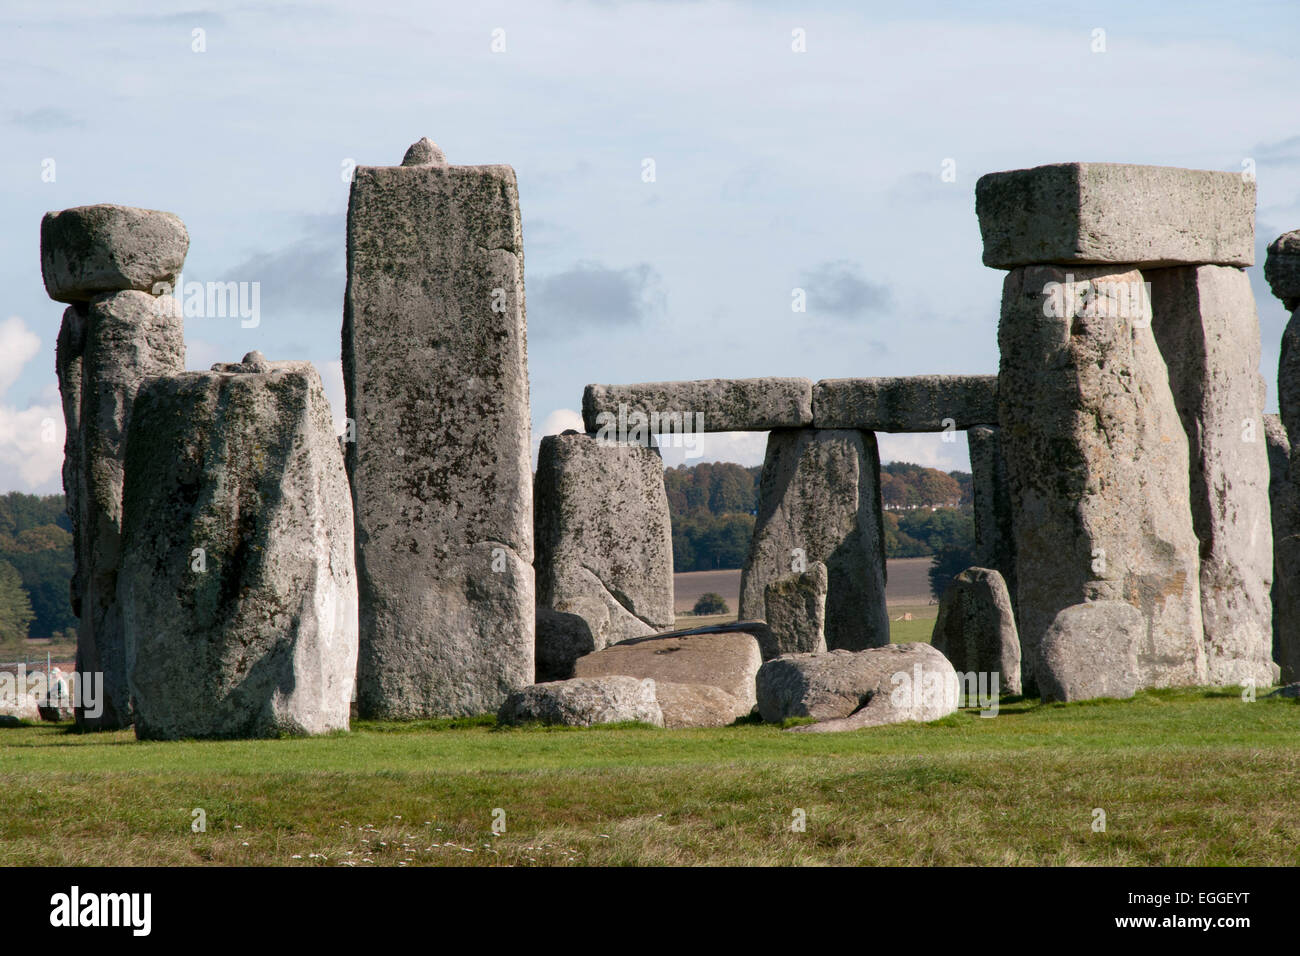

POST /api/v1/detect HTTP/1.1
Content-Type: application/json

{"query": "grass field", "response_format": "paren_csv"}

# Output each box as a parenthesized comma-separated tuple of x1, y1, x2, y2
(1, 688, 1297, 866)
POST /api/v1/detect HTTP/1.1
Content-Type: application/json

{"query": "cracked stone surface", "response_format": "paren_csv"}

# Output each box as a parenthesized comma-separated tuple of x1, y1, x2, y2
(533, 431, 673, 680)
(118, 360, 357, 739)
(344, 139, 533, 717)
(997, 265, 1206, 692)
(739, 429, 889, 651)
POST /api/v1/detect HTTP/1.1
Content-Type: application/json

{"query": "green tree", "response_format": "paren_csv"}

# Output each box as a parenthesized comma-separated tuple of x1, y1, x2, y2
(693, 592, 729, 616)
(0, 560, 34, 655)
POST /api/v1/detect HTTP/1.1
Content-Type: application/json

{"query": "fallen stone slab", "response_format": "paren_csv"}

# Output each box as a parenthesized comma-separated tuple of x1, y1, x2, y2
(976, 163, 1255, 269)
(41, 204, 189, 303)
(76, 290, 186, 729)
(998, 265, 1206, 691)
(739, 429, 889, 651)
(498, 676, 662, 727)
(761, 644, 960, 732)
(582, 378, 812, 433)
(533, 431, 674, 676)
(1265, 230, 1300, 312)
(1150, 265, 1276, 687)
(119, 356, 357, 740)
(1037, 601, 1143, 703)
(345, 139, 533, 718)
(757, 643, 959, 724)
(573, 628, 761, 720)
(653, 681, 748, 728)
(930, 567, 1022, 695)
(811, 375, 997, 431)
(761, 561, 827, 659)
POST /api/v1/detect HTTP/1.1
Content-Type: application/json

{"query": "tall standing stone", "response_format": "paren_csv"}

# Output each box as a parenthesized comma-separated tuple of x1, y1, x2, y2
(119, 357, 357, 739)
(55, 305, 87, 623)
(533, 431, 674, 681)
(739, 429, 889, 651)
(79, 291, 187, 728)
(1264, 415, 1299, 682)
(997, 265, 1206, 690)
(1149, 265, 1276, 686)
(967, 425, 1017, 605)
(42, 205, 190, 730)
(343, 139, 533, 717)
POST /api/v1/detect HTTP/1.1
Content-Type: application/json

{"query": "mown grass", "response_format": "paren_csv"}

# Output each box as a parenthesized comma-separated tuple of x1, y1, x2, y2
(888, 603, 939, 643)
(1, 688, 1297, 866)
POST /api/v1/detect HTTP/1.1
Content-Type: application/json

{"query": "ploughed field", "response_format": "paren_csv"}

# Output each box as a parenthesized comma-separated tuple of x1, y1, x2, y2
(1, 688, 1297, 866)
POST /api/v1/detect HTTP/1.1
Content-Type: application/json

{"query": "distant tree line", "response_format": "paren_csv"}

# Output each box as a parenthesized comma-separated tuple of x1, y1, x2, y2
(0, 493, 76, 653)
(664, 460, 976, 591)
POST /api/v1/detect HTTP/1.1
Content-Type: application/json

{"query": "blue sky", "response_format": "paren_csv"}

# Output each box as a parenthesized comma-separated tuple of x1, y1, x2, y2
(2, 0, 1298, 492)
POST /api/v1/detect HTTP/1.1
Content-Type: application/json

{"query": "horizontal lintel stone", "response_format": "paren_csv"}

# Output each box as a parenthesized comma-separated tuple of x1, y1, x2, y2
(975, 163, 1255, 270)
(812, 375, 998, 431)
(582, 378, 812, 433)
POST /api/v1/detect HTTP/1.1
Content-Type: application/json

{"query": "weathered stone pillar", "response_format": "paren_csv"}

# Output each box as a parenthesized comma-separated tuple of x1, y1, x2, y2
(978, 163, 1256, 695)
(967, 425, 1017, 605)
(739, 429, 889, 651)
(1266, 232, 1300, 683)
(996, 265, 1206, 691)
(1148, 265, 1276, 686)
(1264, 415, 1299, 681)
(533, 431, 674, 681)
(344, 138, 533, 717)
(119, 355, 357, 740)
(41, 204, 190, 729)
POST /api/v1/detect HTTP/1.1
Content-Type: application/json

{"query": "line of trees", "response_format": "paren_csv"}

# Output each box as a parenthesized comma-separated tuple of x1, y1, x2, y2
(0, 493, 76, 652)
(665, 460, 976, 595)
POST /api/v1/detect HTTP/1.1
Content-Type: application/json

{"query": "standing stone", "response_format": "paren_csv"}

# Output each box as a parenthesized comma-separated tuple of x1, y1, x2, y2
(1148, 266, 1276, 686)
(1265, 230, 1300, 313)
(77, 291, 186, 728)
(55, 305, 87, 623)
(739, 429, 889, 651)
(1280, 309, 1300, 445)
(344, 139, 533, 718)
(967, 425, 1017, 603)
(760, 561, 827, 659)
(119, 357, 357, 740)
(1265, 416, 1300, 682)
(997, 265, 1206, 691)
(533, 432, 673, 680)
(1038, 602, 1143, 702)
(930, 567, 1021, 695)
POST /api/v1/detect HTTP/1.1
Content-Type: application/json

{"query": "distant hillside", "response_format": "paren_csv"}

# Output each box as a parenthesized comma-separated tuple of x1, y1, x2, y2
(664, 459, 974, 574)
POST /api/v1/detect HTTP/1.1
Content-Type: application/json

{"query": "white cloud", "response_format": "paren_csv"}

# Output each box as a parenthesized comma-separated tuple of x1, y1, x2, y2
(877, 431, 971, 473)
(530, 407, 585, 468)
(658, 431, 768, 469)
(0, 317, 63, 493)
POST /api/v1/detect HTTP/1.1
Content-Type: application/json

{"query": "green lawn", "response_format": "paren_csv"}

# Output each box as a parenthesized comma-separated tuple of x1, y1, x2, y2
(1, 688, 1298, 866)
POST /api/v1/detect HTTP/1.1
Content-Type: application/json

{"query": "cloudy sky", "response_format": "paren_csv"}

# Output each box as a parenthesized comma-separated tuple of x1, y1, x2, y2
(2, 0, 1299, 493)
